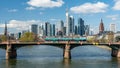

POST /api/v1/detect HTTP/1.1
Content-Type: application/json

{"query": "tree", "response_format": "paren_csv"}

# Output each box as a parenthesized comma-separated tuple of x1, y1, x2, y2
(107, 32, 114, 43)
(0, 35, 7, 42)
(115, 36, 120, 42)
(19, 32, 37, 42)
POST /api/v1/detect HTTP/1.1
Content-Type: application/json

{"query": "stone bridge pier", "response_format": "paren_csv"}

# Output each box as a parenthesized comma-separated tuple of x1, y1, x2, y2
(63, 44, 71, 59)
(111, 49, 120, 58)
(6, 44, 17, 59)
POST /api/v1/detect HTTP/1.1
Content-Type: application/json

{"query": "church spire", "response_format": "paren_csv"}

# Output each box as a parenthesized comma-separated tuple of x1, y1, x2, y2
(99, 19, 104, 33)
(101, 19, 103, 23)
(4, 22, 7, 36)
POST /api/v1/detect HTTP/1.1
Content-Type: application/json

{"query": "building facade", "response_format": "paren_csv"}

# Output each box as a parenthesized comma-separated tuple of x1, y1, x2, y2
(78, 18, 85, 36)
(110, 23, 116, 33)
(45, 22, 51, 37)
(69, 16, 74, 36)
(66, 9, 70, 36)
(31, 24, 38, 35)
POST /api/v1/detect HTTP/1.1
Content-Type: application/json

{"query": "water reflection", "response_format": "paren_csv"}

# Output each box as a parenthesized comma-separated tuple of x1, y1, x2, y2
(4, 57, 120, 68)
(0, 46, 119, 68)
(118, 58, 120, 66)
(6, 59, 17, 68)
(63, 59, 71, 68)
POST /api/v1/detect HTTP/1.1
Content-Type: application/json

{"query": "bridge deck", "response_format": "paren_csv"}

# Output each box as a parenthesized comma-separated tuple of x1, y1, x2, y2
(0, 42, 120, 46)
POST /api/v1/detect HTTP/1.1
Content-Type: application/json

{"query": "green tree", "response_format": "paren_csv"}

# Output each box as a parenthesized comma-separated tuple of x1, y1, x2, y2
(115, 36, 120, 42)
(107, 32, 114, 43)
(19, 32, 37, 42)
(0, 35, 7, 42)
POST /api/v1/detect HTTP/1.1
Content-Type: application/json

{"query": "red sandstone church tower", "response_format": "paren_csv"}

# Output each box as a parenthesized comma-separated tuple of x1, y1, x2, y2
(99, 19, 104, 33)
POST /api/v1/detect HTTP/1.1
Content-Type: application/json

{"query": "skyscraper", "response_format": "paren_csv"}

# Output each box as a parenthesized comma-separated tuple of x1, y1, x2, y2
(66, 9, 70, 36)
(75, 25, 78, 35)
(63, 27, 66, 36)
(110, 23, 116, 33)
(31, 24, 38, 35)
(69, 16, 74, 35)
(38, 25, 44, 37)
(78, 18, 85, 36)
(99, 19, 104, 33)
(52, 24, 56, 36)
(66, 9, 74, 36)
(45, 22, 51, 37)
(58, 20, 64, 33)
(84, 25, 90, 36)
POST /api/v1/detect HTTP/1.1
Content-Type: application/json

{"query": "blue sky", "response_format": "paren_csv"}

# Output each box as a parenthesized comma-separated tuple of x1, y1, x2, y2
(0, 0, 120, 34)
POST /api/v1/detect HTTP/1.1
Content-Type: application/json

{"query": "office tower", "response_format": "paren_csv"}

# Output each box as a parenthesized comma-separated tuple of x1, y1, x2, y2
(99, 19, 104, 33)
(18, 32, 21, 39)
(63, 27, 66, 36)
(75, 25, 78, 35)
(66, 9, 75, 36)
(45, 22, 51, 37)
(45, 22, 48, 36)
(90, 29, 94, 35)
(66, 9, 70, 36)
(31, 24, 38, 35)
(50, 24, 52, 36)
(85, 25, 90, 36)
(110, 23, 116, 33)
(58, 20, 64, 32)
(78, 18, 85, 36)
(10, 33, 14, 38)
(69, 16, 74, 35)
(4, 22, 7, 36)
(52, 24, 56, 36)
(38, 25, 44, 37)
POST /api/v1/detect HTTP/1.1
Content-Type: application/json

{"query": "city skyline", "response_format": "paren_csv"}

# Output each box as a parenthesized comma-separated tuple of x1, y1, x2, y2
(0, 0, 120, 33)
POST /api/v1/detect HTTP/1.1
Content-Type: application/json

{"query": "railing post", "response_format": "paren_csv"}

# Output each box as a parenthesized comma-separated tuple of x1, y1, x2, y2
(63, 43, 71, 59)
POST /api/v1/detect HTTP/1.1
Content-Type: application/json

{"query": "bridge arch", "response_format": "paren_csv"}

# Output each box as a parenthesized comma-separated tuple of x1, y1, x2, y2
(17, 45, 63, 58)
(71, 46, 111, 57)
(14, 44, 66, 49)
(70, 44, 111, 50)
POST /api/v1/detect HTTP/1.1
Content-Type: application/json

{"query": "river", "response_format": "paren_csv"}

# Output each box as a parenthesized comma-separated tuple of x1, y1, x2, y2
(0, 45, 119, 68)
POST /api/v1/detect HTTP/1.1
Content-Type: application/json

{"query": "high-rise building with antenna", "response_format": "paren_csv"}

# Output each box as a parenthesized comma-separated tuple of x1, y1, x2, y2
(66, 8, 70, 36)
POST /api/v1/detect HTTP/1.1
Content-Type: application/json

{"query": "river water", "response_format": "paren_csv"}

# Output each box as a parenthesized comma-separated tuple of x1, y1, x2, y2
(0, 45, 119, 68)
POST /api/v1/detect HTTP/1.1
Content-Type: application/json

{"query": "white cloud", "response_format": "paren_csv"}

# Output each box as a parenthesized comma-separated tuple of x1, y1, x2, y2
(8, 9, 18, 12)
(0, 20, 43, 31)
(106, 15, 119, 20)
(113, 0, 120, 10)
(27, 0, 64, 8)
(39, 12, 43, 15)
(49, 18, 58, 21)
(26, 7, 35, 10)
(70, 2, 109, 14)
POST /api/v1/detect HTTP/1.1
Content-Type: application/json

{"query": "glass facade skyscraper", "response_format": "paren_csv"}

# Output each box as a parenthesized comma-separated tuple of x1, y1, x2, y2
(78, 18, 85, 36)
(45, 22, 51, 37)
(31, 24, 38, 35)
(66, 9, 74, 36)
(52, 24, 56, 36)
(69, 16, 74, 35)
(66, 9, 70, 36)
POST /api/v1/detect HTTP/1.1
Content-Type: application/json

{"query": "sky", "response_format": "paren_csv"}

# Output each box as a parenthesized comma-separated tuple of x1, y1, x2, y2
(0, 0, 120, 34)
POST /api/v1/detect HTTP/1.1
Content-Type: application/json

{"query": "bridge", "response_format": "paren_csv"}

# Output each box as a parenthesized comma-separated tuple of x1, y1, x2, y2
(0, 41, 120, 60)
